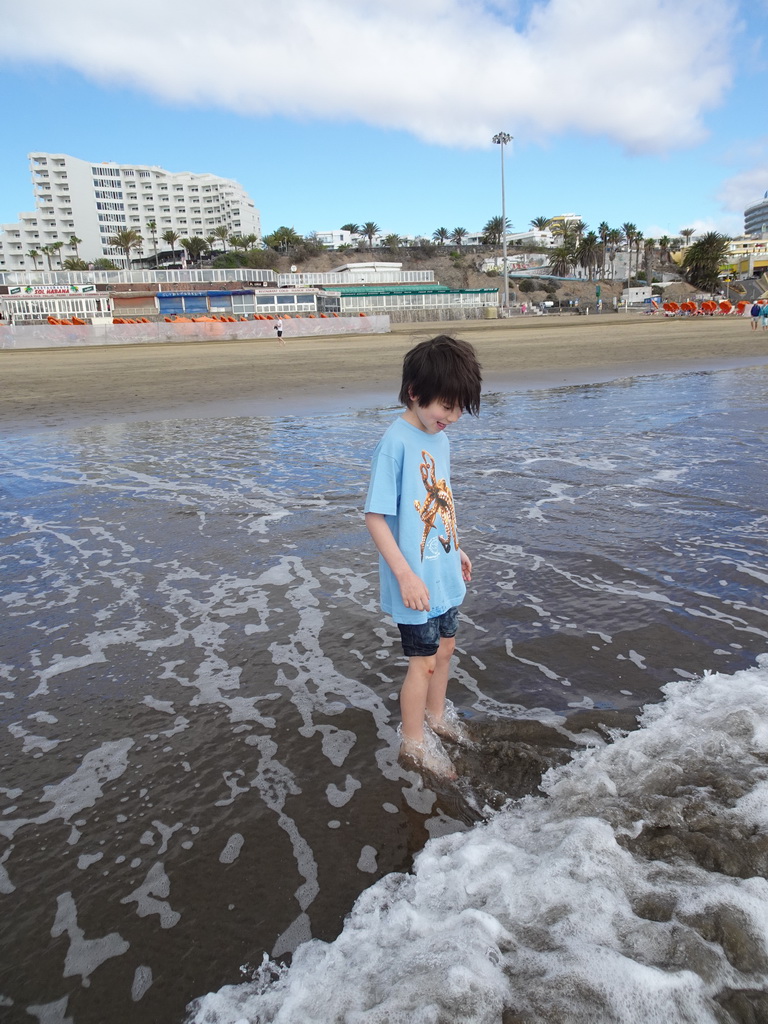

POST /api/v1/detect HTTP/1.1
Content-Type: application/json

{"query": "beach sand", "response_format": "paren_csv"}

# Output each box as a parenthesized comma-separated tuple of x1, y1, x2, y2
(2, 314, 768, 433)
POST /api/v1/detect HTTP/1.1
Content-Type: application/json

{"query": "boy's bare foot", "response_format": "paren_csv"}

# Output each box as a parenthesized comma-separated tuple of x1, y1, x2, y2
(398, 729, 457, 779)
(425, 700, 471, 746)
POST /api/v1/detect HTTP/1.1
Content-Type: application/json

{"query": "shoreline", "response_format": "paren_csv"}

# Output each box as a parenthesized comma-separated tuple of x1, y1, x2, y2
(2, 314, 768, 435)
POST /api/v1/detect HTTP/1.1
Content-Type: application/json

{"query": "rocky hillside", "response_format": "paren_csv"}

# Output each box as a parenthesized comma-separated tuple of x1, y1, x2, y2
(269, 246, 695, 306)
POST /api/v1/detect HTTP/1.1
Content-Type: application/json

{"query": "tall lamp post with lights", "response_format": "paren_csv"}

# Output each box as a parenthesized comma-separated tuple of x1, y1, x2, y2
(492, 131, 512, 313)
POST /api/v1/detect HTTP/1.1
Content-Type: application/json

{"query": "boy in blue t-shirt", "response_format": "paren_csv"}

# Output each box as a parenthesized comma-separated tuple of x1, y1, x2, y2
(365, 335, 482, 776)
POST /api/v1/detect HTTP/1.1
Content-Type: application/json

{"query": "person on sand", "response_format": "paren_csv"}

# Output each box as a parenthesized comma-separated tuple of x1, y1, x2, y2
(750, 302, 761, 330)
(364, 335, 482, 778)
(274, 316, 284, 344)
(760, 302, 768, 331)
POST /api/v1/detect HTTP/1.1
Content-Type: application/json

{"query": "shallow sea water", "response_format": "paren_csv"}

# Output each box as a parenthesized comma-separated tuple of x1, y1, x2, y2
(1, 365, 767, 1024)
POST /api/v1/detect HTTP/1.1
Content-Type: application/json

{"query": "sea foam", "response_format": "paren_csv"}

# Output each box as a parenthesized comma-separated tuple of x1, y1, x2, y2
(188, 657, 768, 1024)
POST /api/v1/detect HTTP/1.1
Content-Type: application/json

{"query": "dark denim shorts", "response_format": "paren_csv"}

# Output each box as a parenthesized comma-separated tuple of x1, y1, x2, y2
(397, 607, 459, 657)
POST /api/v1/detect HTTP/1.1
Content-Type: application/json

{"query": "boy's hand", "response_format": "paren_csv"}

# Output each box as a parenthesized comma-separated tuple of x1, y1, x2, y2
(398, 570, 431, 612)
(460, 549, 472, 583)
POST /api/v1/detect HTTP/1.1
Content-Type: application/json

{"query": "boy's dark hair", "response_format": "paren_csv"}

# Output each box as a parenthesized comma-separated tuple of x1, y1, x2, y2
(399, 334, 482, 415)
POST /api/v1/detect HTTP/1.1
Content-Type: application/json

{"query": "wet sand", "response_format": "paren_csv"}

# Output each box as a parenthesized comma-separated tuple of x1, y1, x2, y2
(2, 314, 768, 433)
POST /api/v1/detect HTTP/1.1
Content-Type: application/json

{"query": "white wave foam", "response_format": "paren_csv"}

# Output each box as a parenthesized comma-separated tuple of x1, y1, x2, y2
(187, 657, 768, 1024)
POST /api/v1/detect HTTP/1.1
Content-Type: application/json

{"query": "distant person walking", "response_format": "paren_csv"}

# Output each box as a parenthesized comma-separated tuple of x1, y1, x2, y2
(274, 316, 284, 344)
(750, 302, 761, 330)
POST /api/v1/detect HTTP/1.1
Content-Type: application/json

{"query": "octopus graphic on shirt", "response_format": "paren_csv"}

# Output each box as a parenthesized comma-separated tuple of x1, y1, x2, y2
(414, 449, 459, 559)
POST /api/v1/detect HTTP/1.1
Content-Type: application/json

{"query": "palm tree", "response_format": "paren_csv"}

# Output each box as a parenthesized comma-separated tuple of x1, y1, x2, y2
(548, 243, 576, 277)
(40, 243, 61, 270)
(180, 236, 209, 265)
(606, 228, 622, 279)
(383, 233, 402, 249)
(621, 222, 637, 283)
(243, 233, 259, 251)
(361, 222, 379, 249)
(228, 234, 247, 253)
(212, 225, 230, 252)
(450, 227, 467, 247)
(679, 227, 696, 247)
(634, 232, 644, 282)
(109, 229, 144, 267)
(162, 229, 180, 265)
(432, 227, 449, 246)
(482, 216, 509, 246)
(341, 223, 360, 235)
(530, 216, 550, 231)
(263, 226, 302, 251)
(26, 249, 41, 271)
(643, 237, 656, 284)
(550, 220, 574, 246)
(658, 235, 672, 264)
(146, 220, 159, 267)
(597, 222, 610, 279)
(62, 257, 89, 270)
(681, 231, 730, 292)
(571, 219, 587, 243)
(576, 231, 600, 280)
(68, 235, 82, 261)
(364, 221, 382, 248)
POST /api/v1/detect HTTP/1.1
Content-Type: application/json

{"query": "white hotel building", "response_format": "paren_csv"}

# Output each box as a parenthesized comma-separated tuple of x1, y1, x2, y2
(744, 191, 768, 239)
(0, 152, 260, 271)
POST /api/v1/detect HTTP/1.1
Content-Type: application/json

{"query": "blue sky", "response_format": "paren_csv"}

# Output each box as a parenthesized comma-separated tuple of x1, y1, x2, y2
(1, 0, 766, 243)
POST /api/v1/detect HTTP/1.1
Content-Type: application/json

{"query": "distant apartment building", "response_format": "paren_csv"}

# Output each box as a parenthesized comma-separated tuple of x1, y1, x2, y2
(464, 227, 554, 248)
(314, 229, 358, 249)
(745, 192, 768, 238)
(0, 152, 261, 271)
(545, 213, 582, 238)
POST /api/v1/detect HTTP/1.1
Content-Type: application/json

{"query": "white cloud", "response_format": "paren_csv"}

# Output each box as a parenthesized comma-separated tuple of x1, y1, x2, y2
(717, 158, 768, 214)
(2, 0, 737, 153)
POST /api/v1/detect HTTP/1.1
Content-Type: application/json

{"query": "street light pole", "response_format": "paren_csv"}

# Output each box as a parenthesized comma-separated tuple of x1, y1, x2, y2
(492, 131, 512, 314)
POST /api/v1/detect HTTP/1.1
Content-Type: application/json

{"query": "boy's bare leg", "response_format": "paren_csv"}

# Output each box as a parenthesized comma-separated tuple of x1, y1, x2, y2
(399, 653, 456, 777)
(400, 655, 436, 743)
(425, 636, 469, 744)
(425, 635, 454, 724)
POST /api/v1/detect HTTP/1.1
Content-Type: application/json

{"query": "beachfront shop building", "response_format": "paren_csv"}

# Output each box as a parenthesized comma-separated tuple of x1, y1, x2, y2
(329, 285, 499, 317)
(154, 288, 340, 318)
(152, 285, 500, 318)
(0, 284, 113, 323)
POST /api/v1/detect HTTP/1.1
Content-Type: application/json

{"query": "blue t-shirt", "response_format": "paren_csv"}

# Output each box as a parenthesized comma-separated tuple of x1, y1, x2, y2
(364, 416, 466, 624)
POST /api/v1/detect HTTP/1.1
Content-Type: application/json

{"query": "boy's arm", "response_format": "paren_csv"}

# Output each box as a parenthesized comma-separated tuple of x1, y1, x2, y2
(459, 547, 472, 582)
(365, 512, 431, 612)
